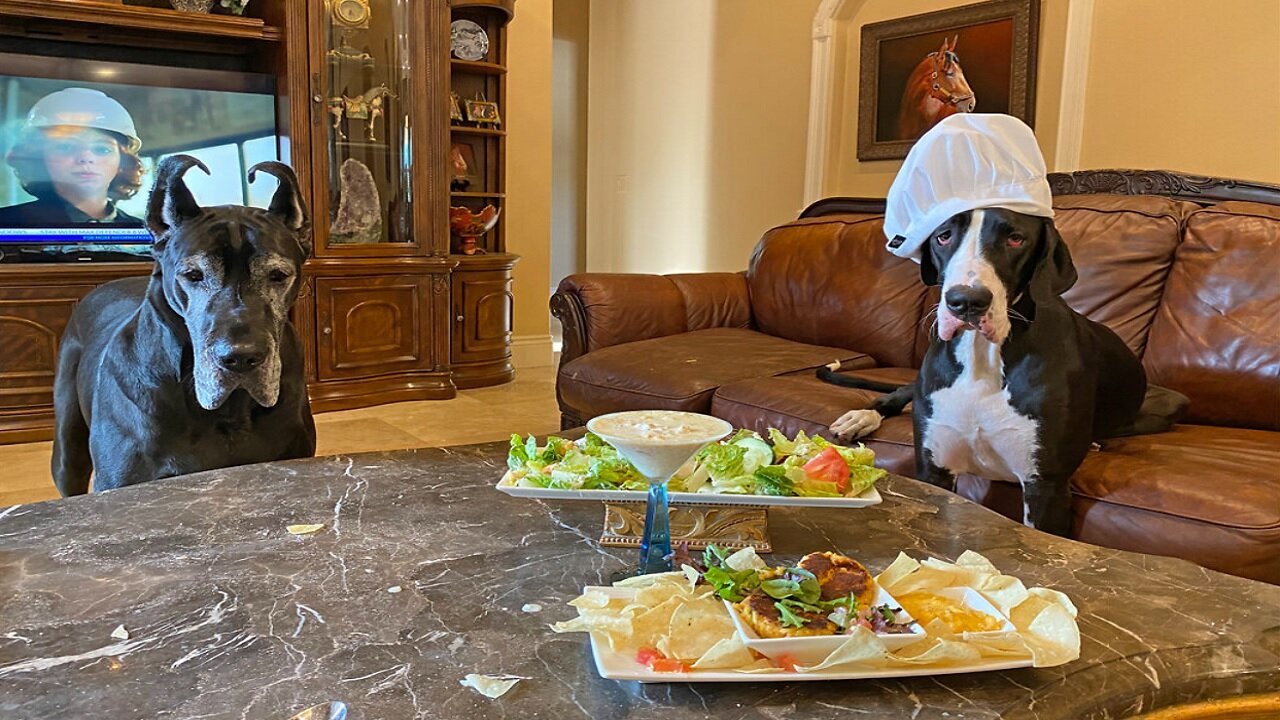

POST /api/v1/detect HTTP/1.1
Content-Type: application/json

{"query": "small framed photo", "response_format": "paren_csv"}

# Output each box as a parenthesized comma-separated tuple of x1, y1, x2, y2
(449, 92, 464, 123)
(450, 142, 476, 190)
(464, 98, 501, 126)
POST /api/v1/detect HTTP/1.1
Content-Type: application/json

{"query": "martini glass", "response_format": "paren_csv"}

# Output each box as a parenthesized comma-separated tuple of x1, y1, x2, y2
(587, 410, 733, 575)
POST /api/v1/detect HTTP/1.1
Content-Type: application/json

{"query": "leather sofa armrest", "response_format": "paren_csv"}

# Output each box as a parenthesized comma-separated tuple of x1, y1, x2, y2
(550, 272, 751, 366)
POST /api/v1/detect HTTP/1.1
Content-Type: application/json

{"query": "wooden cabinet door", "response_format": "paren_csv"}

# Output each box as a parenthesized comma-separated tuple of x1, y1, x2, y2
(451, 266, 512, 367)
(0, 284, 96, 413)
(314, 275, 435, 381)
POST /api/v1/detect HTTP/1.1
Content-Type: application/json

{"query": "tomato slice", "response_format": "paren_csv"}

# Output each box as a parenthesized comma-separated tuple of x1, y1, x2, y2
(636, 648, 690, 673)
(803, 447, 851, 494)
(649, 657, 692, 673)
(775, 653, 800, 673)
(635, 647, 662, 666)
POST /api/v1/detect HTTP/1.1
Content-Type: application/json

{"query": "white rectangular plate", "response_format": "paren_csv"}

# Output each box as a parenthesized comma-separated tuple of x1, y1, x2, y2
(583, 586, 1031, 683)
(589, 636, 1030, 683)
(495, 474, 883, 509)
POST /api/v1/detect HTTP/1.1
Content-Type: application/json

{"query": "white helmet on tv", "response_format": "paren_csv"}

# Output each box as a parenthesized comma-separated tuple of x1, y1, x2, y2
(883, 113, 1053, 263)
(24, 88, 142, 152)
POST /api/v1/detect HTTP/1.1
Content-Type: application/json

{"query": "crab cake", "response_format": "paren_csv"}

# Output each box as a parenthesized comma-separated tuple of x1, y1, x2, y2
(798, 551, 877, 606)
(733, 592, 835, 638)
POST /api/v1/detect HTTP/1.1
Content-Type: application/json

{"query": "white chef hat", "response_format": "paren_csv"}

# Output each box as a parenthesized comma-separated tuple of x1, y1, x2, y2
(883, 113, 1053, 262)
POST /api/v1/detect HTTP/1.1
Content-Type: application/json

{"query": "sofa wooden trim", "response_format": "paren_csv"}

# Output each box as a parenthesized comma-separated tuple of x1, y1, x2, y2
(801, 169, 1280, 219)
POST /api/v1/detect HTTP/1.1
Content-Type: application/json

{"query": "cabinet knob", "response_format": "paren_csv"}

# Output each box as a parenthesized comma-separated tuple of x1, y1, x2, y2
(313, 94, 323, 103)
(456, 315, 465, 322)
(323, 327, 333, 335)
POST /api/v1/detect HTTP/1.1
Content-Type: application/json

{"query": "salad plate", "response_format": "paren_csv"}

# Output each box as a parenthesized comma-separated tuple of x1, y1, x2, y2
(496, 428, 886, 510)
(494, 479, 882, 508)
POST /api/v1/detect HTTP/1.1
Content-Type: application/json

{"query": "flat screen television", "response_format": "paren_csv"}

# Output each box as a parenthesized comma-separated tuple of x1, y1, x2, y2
(0, 53, 281, 262)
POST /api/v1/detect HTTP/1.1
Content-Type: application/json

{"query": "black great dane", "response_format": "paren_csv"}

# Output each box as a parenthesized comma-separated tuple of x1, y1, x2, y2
(823, 208, 1186, 536)
(51, 155, 316, 495)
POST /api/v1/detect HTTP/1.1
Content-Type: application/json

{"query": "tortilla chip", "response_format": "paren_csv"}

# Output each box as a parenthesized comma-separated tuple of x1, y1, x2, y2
(890, 636, 982, 665)
(286, 523, 325, 535)
(875, 552, 921, 590)
(460, 673, 523, 698)
(974, 574, 1030, 617)
(796, 627, 890, 672)
(1011, 596, 1080, 667)
(1028, 586, 1078, 618)
(726, 547, 767, 571)
(692, 635, 755, 669)
(615, 571, 687, 589)
(658, 599, 735, 661)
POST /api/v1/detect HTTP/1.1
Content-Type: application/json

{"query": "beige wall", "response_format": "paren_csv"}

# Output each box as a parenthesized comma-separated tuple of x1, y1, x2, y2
(551, 0, 590, 289)
(1080, 0, 1280, 182)
(586, 0, 822, 274)
(505, 0, 554, 347)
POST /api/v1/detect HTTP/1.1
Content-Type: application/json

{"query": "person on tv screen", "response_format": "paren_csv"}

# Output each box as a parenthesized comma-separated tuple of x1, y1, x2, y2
(0, 88, 145, 228)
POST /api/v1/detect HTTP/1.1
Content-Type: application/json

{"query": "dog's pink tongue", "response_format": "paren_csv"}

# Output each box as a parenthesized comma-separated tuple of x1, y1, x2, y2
(938, 312, 969, 342)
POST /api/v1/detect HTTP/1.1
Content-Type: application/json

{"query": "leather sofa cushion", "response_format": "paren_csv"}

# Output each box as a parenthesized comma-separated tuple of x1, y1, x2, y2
(1143, 202, 1280, 430)
(710, 369, 918, 477)
(958, 424, 1280, 583)
(557, 328, 872, 419)
(747, 215, 931, 369)
(1053, 195, 1198, 358)
(557, 272, 752, 354)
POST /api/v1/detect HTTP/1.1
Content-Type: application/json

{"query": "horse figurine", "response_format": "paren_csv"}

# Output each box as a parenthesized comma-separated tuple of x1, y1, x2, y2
(327, 84, 395, 142)
(896, 36, 976, 141)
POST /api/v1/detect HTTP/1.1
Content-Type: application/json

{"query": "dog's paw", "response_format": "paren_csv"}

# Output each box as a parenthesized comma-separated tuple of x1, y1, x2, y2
(830, 409, 883, 440)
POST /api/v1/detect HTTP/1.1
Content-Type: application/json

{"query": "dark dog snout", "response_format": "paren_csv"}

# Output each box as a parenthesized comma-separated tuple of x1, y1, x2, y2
(216, 342, 266, 374)
(945, 285, 993, 320)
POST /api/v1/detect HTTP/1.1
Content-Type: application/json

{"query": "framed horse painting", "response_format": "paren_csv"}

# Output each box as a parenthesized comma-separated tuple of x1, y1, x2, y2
(857, 0, 1039, 160)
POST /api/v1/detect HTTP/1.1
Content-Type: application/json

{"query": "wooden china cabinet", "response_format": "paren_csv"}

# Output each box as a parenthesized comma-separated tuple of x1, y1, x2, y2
(448, 0, 518, 389)
(0, 0, 517, 444)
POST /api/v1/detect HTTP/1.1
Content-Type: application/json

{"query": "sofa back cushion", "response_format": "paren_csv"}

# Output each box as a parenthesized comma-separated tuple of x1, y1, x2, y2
(1143, 201, 1280, 430)
(1053, 196, 1198, 357)
(747, 214, 931, 368)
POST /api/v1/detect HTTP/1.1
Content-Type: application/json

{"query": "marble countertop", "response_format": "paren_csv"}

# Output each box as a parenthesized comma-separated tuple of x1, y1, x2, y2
(2, 441, 1279, 719)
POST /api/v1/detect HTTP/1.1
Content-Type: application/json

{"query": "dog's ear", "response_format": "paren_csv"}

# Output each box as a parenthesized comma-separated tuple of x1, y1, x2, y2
(1030, 220, 1078, 299)
(919, 244, 941, 287)
(248, 161, 313, 256)
(147, 154, 209, 246)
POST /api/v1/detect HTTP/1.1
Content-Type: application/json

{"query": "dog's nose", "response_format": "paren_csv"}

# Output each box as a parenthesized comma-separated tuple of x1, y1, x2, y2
(945, 286, 993, 320)
(217, 345, 266, 374)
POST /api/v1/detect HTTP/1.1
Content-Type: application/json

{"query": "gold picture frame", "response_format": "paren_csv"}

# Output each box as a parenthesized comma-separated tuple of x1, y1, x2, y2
(464, 98, 501, 126)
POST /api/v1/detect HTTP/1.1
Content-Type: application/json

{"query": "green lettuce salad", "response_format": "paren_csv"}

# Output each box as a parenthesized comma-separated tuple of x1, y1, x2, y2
(504, 428, 885, 498)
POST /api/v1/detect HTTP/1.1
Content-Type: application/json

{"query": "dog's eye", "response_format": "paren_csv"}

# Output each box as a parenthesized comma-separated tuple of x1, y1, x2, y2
(182, 269, 204, 283)
(1007, 234, 1026, 248)
(935, 230, 952, 246)
(268, 269, 290, 283)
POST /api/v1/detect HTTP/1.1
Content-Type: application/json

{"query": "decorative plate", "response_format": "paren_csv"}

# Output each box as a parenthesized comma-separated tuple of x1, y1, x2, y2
(451, 20, 490, 61)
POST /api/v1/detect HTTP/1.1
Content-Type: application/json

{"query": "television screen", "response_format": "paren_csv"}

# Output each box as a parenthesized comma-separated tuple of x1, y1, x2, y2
(0, 54, 280, 258)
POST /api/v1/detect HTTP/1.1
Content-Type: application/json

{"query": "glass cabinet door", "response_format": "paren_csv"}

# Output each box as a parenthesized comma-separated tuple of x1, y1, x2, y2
(318, 0, 413, 246)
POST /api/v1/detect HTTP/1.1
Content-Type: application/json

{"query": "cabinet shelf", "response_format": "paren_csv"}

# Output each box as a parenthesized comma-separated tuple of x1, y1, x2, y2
(0, 0, 282, 41)
(450, 125, 506, 136)
(451, 192, 505, 199)
(451, 59, 506, 75)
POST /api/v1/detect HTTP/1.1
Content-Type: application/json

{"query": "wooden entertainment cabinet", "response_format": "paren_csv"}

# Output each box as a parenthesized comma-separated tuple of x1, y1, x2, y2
(0, 0, 518, 444)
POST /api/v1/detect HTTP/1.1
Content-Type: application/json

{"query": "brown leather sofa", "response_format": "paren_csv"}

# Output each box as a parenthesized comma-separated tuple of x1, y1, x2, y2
(550, 170, 1280, 584)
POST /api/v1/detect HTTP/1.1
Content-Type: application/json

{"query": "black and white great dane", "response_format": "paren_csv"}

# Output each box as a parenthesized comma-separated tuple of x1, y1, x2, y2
(824, 208, 1185, 535)
(50, 155, 317, 495)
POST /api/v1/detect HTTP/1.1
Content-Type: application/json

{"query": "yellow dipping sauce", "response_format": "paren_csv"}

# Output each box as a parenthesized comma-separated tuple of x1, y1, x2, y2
(896, 592, 1004, 633)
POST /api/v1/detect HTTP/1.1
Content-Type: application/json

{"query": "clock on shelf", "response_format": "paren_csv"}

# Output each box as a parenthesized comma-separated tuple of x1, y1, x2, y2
(331, 0, 370, 31)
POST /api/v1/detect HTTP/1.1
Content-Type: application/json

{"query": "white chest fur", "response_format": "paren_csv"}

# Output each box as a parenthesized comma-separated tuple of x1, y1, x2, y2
(923, 333, 1039, 483)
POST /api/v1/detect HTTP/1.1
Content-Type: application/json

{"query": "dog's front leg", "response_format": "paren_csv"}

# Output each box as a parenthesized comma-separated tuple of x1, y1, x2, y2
(1020, 473, 1073, 536)
(914, 446, 956, 493)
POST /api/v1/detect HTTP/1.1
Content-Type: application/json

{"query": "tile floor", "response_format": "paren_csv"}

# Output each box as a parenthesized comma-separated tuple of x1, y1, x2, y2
(0, 364, 562, 508)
